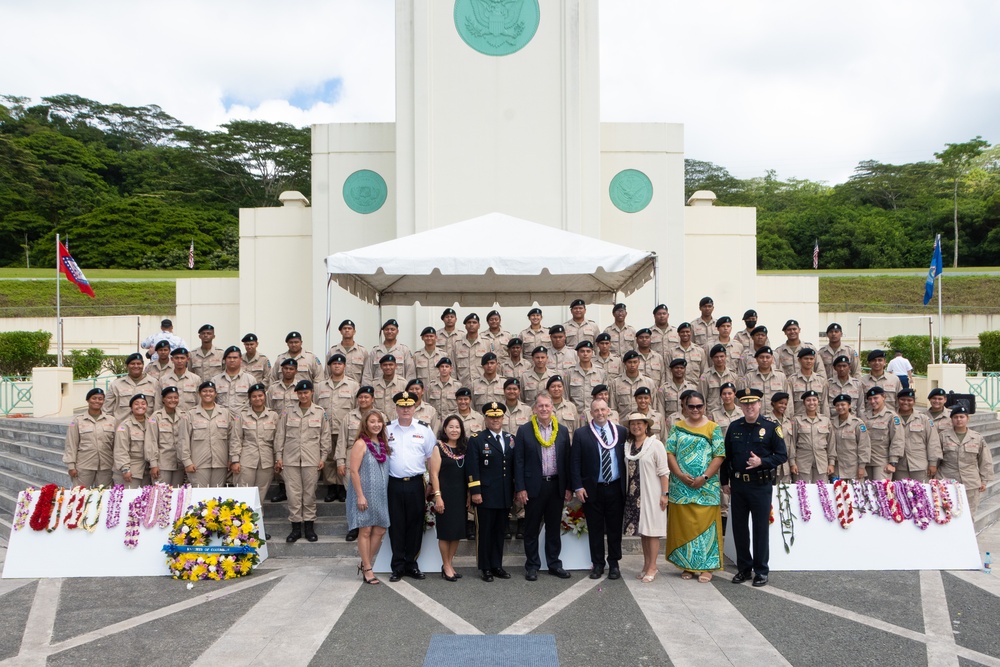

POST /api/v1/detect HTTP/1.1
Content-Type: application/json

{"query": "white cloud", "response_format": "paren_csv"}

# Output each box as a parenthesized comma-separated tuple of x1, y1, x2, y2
(3, 0, 998, 183)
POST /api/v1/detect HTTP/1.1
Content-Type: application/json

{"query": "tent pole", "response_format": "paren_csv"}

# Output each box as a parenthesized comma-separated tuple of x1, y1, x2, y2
(324, 274, 333, 356)
(653, 254, 660, 309)
(377, 296, 383, 338)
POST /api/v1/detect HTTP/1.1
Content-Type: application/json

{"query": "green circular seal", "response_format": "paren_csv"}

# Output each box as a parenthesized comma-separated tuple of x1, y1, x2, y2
(454, 0, 540, 57)
(609, 169, 653, 213)
(343, 170, 387, 214)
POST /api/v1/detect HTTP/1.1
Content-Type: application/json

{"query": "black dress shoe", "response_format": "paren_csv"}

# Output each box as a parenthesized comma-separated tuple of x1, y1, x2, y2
(492, 567, 512, 579)
(481, 570, 494, 582)
(732, 570, 752, 584)
(525, 569, 538, 581)
(405, 568, 426, 580)
(515, 519, 525, 539)
(548, 567, 571, 579)
(752, 574, 768, 587)
(588, 566, 604, 580)
(441, 568, 458, 582)
(324, 487, 337, 502)
(466, 520, 476, 540)
(454, 572, 463, 579)
(608, 567, 621, 580)
(337, 485, 347, 502)
(345, 528, 359, 542)
(389, 572, 403, 583)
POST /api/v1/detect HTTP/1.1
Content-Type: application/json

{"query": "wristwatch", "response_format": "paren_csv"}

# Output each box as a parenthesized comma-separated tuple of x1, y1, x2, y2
(120, 466, 130, 473)
(662, 492, 669, 496)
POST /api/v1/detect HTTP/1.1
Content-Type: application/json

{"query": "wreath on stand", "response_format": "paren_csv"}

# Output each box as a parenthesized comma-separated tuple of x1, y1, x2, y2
(163, 498, 263, 581)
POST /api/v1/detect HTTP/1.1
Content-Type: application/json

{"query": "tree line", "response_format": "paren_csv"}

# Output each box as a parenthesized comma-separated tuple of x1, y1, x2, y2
(686, 137, 999, 270)
(0, 94, 309, 270)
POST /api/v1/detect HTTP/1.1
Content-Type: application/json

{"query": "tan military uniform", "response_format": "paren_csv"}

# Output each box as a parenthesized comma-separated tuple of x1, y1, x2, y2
(566, 364, 607, 413)
(413, 347, 445, 385)
(373, 374, 408, 422)
(552, 399, 580, 439)
(773, 342, 827, 379)
(267, 380, 299, 414)
(818, 343, 861, 380)
(519, 326, 551, 352)
(668, 344, 707, 384)
(737, 348, 761, 377)
(428, 377, 461, 417)
(788, 373, 829, 416)
(699, 368, 739, 417)
(241, 353, 272, 384)
(657, 379, 698, 418)
(520, 368, 555, 404)
(181, 405, 236, 487)
(925, 409, 951, 436)
(316, 376, 360, 485)
(148, 409, 188, 486)
(213, 370, 256, 413)
(190, 347, 224, 381)
(336, 408, 367, 469)
(482, 329, 512, 362)
(563, 319, 601, 348)
(690, 317, 716, 348)
(609, 373, 656, 416)
(704, 339, 744, 374)
(862, 407, 905, 481)
(363, 342, 415, 386)
(593, 353, 623, 380)
(458, 410, 485, 435)
(233, 407, 279, 501)
(454, 336, 493, 386)
(276, 403, 331, 523)
(104, 374, 160, 422)
(503, 401, 534, 434)
(328, 342, 368, 384)
(937, 427, 993, 516)
(896, 412, 942, 482)
(546, 346, 576, 375)
(861, 373, 902, 411)
(733, 329, 756, 350)
(769, 413, 795, 482)
(791, 414, 833, 482)
(144, 360, 172, 379)
(473, 374, 506, 411)
(413, 402, 441, 435)
(711, 407, 742, 438)
(502, 357, 531, 381)
(830, 414, 871, 480)
(271, 350, 325, 385)
(738, 370, 790, 417)
(636, 350, 665, 386)
(603, 324, 636, 356)
(159, 370, 201, 412)
(649, 325, 679, 361)
(63, 411, 116, 487)
(827, 376, 863, 414)
(435, 328, 462, 360)
(113, 414, 156, 489)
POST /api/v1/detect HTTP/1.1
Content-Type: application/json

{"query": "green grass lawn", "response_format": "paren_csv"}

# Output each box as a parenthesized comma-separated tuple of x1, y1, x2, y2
(818, 275, 1000, 313)
(0, 280, 176, 317)
(0, 268, 238, 279)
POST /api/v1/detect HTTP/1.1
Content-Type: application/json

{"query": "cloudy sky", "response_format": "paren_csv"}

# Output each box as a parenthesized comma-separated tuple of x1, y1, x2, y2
(4, 0, 998, 184)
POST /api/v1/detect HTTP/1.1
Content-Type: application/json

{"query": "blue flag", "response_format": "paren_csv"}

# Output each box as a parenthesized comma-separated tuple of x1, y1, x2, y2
(923, 235, 943, 305)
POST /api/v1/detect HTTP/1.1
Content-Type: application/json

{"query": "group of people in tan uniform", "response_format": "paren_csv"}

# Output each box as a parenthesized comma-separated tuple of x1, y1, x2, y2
(62, 297, 995, 547)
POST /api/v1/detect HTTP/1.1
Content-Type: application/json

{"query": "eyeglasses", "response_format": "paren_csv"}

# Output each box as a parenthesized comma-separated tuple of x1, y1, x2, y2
(687, 404, 705, 410)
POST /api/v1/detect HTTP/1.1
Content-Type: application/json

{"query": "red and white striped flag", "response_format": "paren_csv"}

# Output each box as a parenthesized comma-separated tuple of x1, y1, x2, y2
(812, 239, 819, 270)
(188, 240, 194, 269)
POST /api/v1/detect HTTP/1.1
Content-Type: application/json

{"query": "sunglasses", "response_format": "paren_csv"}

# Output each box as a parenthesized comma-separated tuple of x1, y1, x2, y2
(687, 403, 705, 410)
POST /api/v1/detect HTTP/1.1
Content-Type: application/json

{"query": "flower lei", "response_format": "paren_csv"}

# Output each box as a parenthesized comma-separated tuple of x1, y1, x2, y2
(850, 480, 871, 516)
(29, 484, 58, 531)
(124, 486, 153, 549)
(561, 503, 588, 536)
(894, 480, 932, 530)
(13, 487, 35, 531)
(929, 479, 954, 524)
(80, 486, 107, 533)
(880, 480, 904, 523)
(174, 484, 191, 523)
(833, 479, 854, 529)
(589, 420, 619, 449)
(164, 497, 262, 581)
(776, 482, 796, 553)
(531, 414, 559, 447)
(105, 484, 125, 529)
(424, 500, 437, 531)
(363, 435, 388, 463)
(948, 479, 964, 517)
(795, 480, 812, 522)
(816, 481, 836, 522)
(142, 483, 173, 530)
(63, 486, 88, 529)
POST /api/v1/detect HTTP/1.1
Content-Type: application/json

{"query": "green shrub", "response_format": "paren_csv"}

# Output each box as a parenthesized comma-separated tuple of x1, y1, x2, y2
(980, 331, 1000, 372)
(887, 335, 950, 375)
(0, 331, 52, 376)
(948, 347, 983, 372)
(102, 355, 129, 375)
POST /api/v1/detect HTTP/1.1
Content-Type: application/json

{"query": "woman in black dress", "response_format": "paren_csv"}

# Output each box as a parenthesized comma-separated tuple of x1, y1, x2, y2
(429, 415, 469, 581)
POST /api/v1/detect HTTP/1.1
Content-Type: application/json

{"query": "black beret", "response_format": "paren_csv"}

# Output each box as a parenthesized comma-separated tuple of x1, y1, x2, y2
(507, 338, 523, 347)
(379, 354, 396, 364)
(928, 388, 947, 398)
(868, 349, 885, 361)
(636, 328, 652, 337)
(328, 353, 347, 364)
(570, 299, 586, 308)
(546, 375, 564, 388)
(531, 346, 549, 356)
(280, 358, 298, 367)
(613, 303, 626, 312)
(865, 386, 885, 397)
(339, 319, 356, 329)
(548, 325, 565, 335)
(743, 309, 757, 320)
(528, 307, 542, 317)
(669, 358, 687, 368)
(436, 357, 453, 367)
(481, 352, 497, 365)
(771, 392, 790, 403)
(575, 340, 594, 350)
(420, 326, 436, 337)
(898, 388, 916, 399)
(699, 297, 714, 307)
(951, 405, 969, 416)
(199, 381, 216, 391)
(86, 388, 105, 399)
(710, 344, 727, 357)
(126, 352, 144, 365)
(633, 386, 652, 397)
(595, 332, 612, 343)
(832, 393, 853, 404)
(406, 378, 424, 390)
(357, 385, 374, 396)
(653, 304, 668, 314)
(440, 309, 456, 320)
(797, 348, 816, 358)
(170, 347, 190, 358)
(800, 390, 819, 400)
(161, 386, 178, 397)
(198, 324, 214, 333)
(455, 387, 472, 398)
(833, 355, 850, 366)
(782, 319, 799, 331)
(826, 322, 843, 332)
(241, 333, 258, 343)
(716, 316, 732, 326)
(591, 384, 609, 396)
(463, 313, 479, 324)
(719, 382, 736, 394)
(129, 394, 147, 407)
(285, 331, 301, 342)
(382, 319, 399, 329)
(623, 350, 640, 362)
(504, 378, 520, 389)
(754, 346, 773, 358)
(154, 340, 171, 350)
(247, 383, 266, 396)
(677, 322, 691, 331)
(223, 345, 242, 357)
(487, 310, 501, 320)
(294, 379, 313, 392)
(751, 326, 768, 336)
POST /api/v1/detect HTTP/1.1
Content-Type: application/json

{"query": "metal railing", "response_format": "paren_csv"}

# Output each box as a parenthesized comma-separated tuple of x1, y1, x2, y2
(75, 374, 127, 393)
(967, 373, 1000, 412)
(0, 376, 33, 416)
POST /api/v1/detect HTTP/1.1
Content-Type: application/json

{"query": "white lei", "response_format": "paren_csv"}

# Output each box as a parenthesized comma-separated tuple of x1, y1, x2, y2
(589, 420, 619, 450)
(623, 438, 648, 461)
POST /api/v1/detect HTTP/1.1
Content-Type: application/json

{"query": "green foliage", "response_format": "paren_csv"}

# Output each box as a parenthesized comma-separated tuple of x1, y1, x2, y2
(0, 330, 52, 376)
(67, 348, 106, 379)
(102, 355, 129, 375)
(978, 331, 1000, 372)
(887, 335, 950, 375)
(949, 347, 983, 372)
(0, 278, 174, 317)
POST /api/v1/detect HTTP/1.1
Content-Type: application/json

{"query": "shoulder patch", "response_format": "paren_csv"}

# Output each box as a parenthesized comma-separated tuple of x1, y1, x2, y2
(775, 425, 783, 438)
(859, 424, 867, 432)
(893, 416, 900, 425)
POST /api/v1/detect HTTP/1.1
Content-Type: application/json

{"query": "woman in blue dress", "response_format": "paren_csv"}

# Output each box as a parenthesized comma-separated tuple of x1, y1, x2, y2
(347, 409, 391, 584)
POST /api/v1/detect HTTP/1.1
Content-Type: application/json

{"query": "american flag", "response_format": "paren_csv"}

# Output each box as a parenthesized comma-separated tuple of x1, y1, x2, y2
(812, 239, 819, 270)
(188, 240, 194, 269)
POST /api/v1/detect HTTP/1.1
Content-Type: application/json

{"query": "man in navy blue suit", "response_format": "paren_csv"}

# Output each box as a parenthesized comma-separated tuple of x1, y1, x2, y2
(514, 391, 572, 581)
(571, 398, 627, 580)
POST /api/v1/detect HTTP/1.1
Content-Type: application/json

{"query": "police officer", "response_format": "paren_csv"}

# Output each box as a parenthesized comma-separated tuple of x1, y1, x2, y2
(722, 388, 787, 587)
(241, 333, 272, 385)
(63, 388, 116, 487)
(275, 379, 331, 543)
(467, 401, 516, 581)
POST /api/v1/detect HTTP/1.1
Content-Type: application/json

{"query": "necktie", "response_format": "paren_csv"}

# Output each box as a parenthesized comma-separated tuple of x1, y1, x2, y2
(599, 427, 613, 482)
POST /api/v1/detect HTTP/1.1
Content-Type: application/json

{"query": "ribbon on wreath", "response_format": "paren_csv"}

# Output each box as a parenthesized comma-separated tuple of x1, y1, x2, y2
(162, 545, 257, 555)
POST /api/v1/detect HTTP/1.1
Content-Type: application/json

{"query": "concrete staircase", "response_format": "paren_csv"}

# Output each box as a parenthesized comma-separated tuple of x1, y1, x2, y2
(3, 413, 999, 557)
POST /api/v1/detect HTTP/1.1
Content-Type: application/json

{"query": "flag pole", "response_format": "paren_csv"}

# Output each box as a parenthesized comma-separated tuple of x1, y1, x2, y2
(937, 234, 943, 363)
(56, 234, 63, 367)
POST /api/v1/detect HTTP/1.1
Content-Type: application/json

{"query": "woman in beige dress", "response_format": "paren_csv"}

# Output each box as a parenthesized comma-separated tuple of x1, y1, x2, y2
(623, 412, 670, 582)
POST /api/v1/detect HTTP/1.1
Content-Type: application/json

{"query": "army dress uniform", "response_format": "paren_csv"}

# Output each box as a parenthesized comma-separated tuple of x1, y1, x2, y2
(148, 408, 188, 486)
(160, 370, 201, 412)
(190, 347, 224, 382)
(328, 342, 368, 384)
(233, 405, 279, 502)
(105, 374, 160, 422)
(276, 400, 331, 539)
(181, 404, 237, 487)
(862, 405, 905, 481)
(897, 411, 942, 482)
(791, 414, 833, 482)
(63, 410, 116, 487)
(213, 370, 256, 413)
(830, 411, 871, 480)
(113, 413, 157, 489)
(467, 403, 516, 577)
(937, 423, 993, 516)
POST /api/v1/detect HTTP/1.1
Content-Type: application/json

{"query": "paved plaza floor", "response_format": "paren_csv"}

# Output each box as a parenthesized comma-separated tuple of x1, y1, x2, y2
(1, 525, 999, 667)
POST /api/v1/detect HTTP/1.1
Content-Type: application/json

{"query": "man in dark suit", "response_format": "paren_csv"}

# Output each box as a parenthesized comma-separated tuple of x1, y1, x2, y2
(467, 402, 516, 582)
(571, 398, 627, 580)
(514, 391, 572, 581)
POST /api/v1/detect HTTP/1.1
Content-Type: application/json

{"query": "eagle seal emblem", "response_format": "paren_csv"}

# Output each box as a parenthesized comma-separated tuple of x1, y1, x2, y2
(342, 169, 387, 214)
(455, 0, 540, 57)
(609, 169, 653, 213)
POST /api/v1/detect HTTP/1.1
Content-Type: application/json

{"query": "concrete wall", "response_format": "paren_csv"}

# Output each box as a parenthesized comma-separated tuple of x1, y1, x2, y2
(757, 275, 821, 348)
(0, 316, 161, 355)
(824, 311, 999, 351)
(175, 278, 242, 354)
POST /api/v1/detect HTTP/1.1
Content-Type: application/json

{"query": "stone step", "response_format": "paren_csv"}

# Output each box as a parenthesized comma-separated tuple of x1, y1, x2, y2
(260, 499, 347, 518)
(0, 417, 72, 435)
(0, 467, 57, 497)
(974, 492, 1000, 533)
(0, 427, 66, 452)
(0, 452, 70, 489)
(0, 515, 10, 545)
(0, 437, 66, 468)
